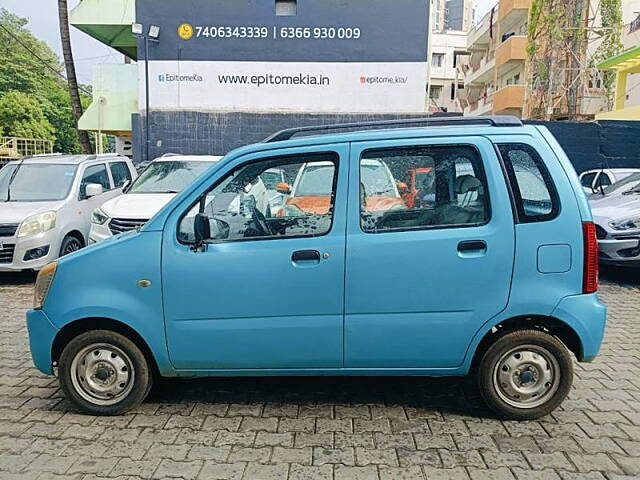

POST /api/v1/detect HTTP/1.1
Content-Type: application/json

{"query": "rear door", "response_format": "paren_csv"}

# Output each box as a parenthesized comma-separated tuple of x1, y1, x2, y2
(344, 136, 515, 368)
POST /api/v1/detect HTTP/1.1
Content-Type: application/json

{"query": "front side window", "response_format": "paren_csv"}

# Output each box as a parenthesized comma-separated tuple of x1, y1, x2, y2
(498, 143, 558, 222)
(0, 163, 78, 202)
(179, 154, 338, 243)
(109, 162, 132, 188)
(129, 161, 214, 194)
(80, 164, 110, 197)
(360, 145, 489, 233)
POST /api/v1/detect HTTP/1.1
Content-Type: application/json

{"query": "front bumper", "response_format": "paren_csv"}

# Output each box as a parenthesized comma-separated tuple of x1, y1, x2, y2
(88, 222, 113, 244)
(26, 309, 59, 375)
(598, 236, 640, 265)
(0, 229, 60, 272)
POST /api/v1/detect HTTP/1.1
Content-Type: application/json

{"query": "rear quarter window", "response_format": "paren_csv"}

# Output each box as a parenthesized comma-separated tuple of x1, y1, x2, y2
(498, 143, 559, 223)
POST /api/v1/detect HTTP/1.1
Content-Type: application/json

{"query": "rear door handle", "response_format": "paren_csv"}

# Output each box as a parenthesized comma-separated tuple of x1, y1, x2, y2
(458, 240, 487, 252)
(292, 250, 321, 262)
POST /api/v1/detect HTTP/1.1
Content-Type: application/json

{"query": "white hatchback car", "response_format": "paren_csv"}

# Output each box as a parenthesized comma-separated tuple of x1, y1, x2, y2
(0, 154, 136, 271)
(90, 155, 224, 243)
(579, 168, 640, 194)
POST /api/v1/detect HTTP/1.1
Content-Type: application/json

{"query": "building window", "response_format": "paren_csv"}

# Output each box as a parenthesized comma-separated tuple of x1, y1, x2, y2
(432, 53, 445, 68)
(275, 0, 297, 16)
(429, 85, 443, 99)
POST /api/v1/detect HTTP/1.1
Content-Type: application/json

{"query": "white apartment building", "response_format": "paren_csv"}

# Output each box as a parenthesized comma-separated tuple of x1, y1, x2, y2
(427, 30, 469, 112)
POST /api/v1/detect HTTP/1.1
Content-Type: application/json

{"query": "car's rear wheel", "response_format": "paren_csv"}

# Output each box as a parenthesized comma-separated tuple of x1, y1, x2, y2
(477, 329, 573, 420)
(58, 330, 152, 415)
(59, 235, 83, 257)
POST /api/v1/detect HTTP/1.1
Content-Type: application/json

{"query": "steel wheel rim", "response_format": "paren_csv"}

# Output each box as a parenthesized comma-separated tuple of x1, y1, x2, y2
(63, 239, 82, 255)
(70, 343, 135, 406)
(493, 344, 561, 409)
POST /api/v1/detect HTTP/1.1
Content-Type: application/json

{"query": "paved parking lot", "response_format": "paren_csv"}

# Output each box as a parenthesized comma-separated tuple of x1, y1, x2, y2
(0, 268, 639, 480)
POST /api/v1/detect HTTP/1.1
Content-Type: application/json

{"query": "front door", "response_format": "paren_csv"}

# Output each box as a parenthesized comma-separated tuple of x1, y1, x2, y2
(344, 137, 515, 368)
(162, 145, 348, 370)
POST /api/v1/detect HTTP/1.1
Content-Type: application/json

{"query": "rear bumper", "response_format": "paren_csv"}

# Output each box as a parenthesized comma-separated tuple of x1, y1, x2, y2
(552, 293, 607, 362)
(26, 309, 59, 375)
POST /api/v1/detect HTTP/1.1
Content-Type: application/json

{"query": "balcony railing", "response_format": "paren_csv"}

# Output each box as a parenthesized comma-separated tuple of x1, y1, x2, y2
(496, 35, 527, 69)
(493, 84, 525, 114)
(0, 137, 53, 160)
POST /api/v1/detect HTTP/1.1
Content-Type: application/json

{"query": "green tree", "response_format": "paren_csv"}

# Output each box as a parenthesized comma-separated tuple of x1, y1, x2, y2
(0, 8, 92, 153)
(0, 90, 55, 139)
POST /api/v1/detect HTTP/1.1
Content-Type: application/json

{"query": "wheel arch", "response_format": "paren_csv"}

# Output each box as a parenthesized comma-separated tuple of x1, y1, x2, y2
(51, 317, 159, 376)
(470, 315, 583, 372)
(63, 229, 86, 246)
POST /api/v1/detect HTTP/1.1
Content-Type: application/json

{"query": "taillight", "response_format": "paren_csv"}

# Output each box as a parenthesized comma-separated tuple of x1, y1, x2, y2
(582, 221, 599, 294)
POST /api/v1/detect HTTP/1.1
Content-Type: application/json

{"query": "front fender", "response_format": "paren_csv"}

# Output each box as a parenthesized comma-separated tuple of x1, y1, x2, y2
(42, 230, 176, 376)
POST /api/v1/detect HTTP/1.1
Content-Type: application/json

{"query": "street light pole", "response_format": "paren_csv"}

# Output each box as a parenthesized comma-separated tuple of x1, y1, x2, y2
(132, 23, 160, 163)
(144, 35, 150, 163)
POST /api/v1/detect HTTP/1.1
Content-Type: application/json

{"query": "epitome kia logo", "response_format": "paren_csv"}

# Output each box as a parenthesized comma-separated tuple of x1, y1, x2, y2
(158, 73, 204, 83)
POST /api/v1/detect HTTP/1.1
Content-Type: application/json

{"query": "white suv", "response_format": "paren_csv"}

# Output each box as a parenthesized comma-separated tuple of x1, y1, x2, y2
(0, 154, 136, 271)
(90, 155, 223, 243)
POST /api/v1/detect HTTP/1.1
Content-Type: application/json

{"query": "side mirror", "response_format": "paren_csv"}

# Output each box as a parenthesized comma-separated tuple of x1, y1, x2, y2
(276, 182, 291, 194)
(396, 181, 408, 193)
(85, 183, 103, 198)
(194, 213, 211, 244)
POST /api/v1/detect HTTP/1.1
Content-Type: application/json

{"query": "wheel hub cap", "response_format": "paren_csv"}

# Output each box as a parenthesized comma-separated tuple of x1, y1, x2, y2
(493, 345, 561, 409)
(70, 344, 135, 406)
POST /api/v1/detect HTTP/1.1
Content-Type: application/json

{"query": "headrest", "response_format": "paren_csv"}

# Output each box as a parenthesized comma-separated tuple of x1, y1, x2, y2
(455, 175, 482, 194)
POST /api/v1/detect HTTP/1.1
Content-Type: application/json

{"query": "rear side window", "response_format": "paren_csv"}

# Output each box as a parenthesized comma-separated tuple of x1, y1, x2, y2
(498, 143, 558, 222)
(109, 162, 132, 188)
(360, 145, 490, 233)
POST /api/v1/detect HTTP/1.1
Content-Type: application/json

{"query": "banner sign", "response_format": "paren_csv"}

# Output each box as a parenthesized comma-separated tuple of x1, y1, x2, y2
(136, 0, 429, 113)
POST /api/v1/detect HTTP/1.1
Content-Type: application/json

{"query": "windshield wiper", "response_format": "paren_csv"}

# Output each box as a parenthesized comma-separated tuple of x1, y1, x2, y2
(5, 160, 24, 202)
(622, 190, 640, 195)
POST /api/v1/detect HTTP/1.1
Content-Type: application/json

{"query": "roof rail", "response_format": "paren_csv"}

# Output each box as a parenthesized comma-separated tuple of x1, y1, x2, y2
(263, 115, 523, 143)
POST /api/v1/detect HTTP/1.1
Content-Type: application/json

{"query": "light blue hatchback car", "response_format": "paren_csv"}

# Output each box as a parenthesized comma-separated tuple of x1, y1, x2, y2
(27, 116, 606, 419)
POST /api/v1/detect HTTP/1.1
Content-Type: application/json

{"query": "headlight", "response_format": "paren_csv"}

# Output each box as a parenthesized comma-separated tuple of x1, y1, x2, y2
(17, 211, 56, 238)
(91, 207, 109, 225)
(609, 216, 640, 231)
(34, 261, 57, 309)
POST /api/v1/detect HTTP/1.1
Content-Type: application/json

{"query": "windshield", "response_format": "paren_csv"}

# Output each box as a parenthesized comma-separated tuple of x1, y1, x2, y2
(128, 161, 214, 194)
(296, 165, 335, 196)
(0, 163, 77, 202)
(361, 164, 396, 196)
(605, 172, 640, 195)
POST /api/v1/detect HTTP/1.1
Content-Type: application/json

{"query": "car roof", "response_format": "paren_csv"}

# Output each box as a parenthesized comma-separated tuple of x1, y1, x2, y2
(153, 155, 223, 163)
(18, 154, 126, 165)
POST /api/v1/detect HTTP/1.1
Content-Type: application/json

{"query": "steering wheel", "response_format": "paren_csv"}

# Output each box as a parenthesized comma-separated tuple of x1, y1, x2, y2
(246, 197, 273, 237)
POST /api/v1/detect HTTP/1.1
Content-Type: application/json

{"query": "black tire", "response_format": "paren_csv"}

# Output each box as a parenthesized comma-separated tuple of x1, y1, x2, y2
(58, 330, 152, 415)
(59, 235, 84, 257)
(477, 329, 573, 420)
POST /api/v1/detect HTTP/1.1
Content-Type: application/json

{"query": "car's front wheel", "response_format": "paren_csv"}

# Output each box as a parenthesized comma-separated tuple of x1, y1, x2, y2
(477, 329, 573, 420)
(58, 330, 152, 415)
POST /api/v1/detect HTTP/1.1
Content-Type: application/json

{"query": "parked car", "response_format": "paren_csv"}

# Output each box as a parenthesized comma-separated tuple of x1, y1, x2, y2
(588, 171, 640, 199)
(590, 184, 640, 267)
(579, 168, 640, 194)
(27, 116, 606, 420)
(0, 153, 135, 271)
(275, 159, 405, 217)
(89, 155, 222, 243)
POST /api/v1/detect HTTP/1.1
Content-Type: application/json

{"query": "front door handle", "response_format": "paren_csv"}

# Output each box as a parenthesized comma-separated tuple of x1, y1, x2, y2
(458, 240, 487, 253)
(292, 250, 321, 263)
